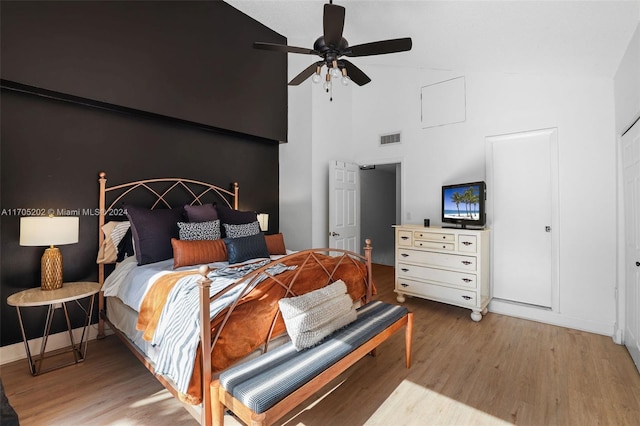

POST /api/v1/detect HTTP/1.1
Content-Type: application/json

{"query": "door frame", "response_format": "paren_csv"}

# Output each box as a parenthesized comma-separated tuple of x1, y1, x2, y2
(616, 115, 640, 346)
(485, 128, 560, 312)
(356, 156, 405, 222)
(619, 117, 640, 367)
(616, 132, 627, 345)
(330, 157, 404, 258)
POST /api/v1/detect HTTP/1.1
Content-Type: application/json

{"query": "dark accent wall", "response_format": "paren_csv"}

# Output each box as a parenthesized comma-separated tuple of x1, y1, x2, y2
(1, 0, 288, 142)
(0, 1, 287, 347)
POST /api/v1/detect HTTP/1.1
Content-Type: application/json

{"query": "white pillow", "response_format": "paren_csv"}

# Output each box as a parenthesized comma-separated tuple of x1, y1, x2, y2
(278, 280, 357, 351)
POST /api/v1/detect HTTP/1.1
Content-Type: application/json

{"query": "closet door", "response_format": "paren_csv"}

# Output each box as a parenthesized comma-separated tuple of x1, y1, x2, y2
(487, 129, 559, 308)
(623, 119, 640, 372)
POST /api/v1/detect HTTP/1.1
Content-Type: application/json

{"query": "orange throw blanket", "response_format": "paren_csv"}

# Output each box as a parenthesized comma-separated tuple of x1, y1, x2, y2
(136, 270, 199, 342)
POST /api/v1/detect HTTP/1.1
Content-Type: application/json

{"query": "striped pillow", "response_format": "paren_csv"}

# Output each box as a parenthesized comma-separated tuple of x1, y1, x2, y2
(96, 221, 133, 264)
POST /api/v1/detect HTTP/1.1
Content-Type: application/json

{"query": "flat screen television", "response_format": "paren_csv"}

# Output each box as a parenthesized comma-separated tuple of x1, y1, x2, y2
(442, 181, 486, 228)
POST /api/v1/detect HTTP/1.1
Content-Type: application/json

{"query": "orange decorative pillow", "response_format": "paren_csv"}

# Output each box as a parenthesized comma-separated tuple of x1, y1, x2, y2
(171, 238, 228, 269)
(265, 233, 287, 255)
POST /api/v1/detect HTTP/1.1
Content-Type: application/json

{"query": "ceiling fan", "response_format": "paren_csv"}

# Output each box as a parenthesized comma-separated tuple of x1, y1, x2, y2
(253, 1, 412, 88)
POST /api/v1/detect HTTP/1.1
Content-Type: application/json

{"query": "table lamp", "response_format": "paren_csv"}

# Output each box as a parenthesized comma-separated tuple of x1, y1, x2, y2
(20, 216, 79, 290)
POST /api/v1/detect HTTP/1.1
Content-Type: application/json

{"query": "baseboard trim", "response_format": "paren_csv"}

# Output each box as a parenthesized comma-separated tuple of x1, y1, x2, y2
(489, 299, 616, 338)
(0, 324, 113, 365)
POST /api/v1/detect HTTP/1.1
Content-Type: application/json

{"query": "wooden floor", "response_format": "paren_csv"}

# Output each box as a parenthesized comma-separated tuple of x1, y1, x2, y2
(2, 264, 640, 425)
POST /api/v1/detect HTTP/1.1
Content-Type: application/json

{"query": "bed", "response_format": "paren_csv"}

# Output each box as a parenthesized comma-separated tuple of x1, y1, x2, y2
(95, 172, 375, 425)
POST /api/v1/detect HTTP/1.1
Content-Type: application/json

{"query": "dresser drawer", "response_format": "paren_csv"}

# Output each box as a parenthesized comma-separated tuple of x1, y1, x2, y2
(397, 230, 413, 246)
(414, 240, 455, 251)
(397, 263, 477, 289)
(458, 235, 477, 253)
(397, 249, 477, 271)
(414, 231, 455, 242)
(396, 278, 477, 307)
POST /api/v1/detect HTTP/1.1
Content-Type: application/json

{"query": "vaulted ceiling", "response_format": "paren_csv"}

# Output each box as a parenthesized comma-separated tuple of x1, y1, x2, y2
(227, 0, 639, 78)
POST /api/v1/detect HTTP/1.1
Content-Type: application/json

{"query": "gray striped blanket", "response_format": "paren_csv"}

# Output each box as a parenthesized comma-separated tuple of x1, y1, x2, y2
(151, 260, 297, 395)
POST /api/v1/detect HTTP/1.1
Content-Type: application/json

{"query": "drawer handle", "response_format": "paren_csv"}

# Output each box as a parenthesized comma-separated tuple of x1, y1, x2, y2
(400, 283, 409, 287)
(401, 236, 409, 240)
(401, 268, 409, 272)
(462, 241, 473, 246)
(442, 236, 446, 239)
(461, 261, 472, 265)
(462, 278, 472, 283)
(442, 245, 447, 249)
(401, 253, 409, 257)
(462, 295, 471, 300)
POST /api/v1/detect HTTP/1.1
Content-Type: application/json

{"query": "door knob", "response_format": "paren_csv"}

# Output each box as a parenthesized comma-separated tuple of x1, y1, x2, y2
(636, 261, 640, 267)
(330, 232, 340, 237)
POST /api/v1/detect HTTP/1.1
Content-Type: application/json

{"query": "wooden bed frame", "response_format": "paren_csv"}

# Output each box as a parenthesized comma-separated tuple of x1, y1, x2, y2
(95, 172, 376, 425)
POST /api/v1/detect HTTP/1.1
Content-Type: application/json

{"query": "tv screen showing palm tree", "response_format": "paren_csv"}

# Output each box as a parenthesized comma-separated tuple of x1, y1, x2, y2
(442, 181, 486, 227)
(443, 185, 481, 220)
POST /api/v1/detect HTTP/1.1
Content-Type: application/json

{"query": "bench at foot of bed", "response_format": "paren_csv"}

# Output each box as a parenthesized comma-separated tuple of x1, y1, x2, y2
(211, 300, 414, 426)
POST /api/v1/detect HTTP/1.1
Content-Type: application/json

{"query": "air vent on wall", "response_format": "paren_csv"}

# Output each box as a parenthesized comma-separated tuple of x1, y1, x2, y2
(380, 132, 401, 145)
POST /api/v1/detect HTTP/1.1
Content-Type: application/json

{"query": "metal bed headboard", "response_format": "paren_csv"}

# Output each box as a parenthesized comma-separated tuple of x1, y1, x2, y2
(97, 171, 239, 285)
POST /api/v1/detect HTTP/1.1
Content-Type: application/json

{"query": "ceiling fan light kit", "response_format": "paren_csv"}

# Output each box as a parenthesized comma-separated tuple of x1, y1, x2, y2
(254, 1, 412, 101)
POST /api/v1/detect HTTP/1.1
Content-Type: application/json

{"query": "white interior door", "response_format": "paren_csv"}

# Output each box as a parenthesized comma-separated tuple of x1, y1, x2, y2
(487, 128, 558, 308)
(623, 119, 640, 372)
(329, 161, 359, 252)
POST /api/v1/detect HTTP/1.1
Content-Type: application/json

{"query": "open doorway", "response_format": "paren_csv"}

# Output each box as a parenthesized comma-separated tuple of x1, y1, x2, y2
(360, 163, 401, 266)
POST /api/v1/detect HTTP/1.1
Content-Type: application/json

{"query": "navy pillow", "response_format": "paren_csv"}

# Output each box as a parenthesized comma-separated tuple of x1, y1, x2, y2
(223, 233, 270, 265)
(125, 205, 184, 265)
(184, 203, 218, 223)
(216, 204, 257, 225)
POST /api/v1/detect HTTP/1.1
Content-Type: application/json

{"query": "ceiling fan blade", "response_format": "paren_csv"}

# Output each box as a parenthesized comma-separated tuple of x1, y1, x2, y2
(323, 3, 345, 47)
(342, 60, 371, 86)
(254, 42, 318, 55)
(345, 37, 413, 57)
(289, 62, 322, 86)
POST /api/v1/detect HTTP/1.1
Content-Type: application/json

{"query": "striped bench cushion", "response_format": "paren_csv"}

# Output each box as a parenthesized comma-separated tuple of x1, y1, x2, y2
(218, 300, 409, 414)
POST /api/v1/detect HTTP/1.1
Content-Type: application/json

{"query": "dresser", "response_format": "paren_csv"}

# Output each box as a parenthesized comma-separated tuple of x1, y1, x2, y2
(394, 225, 490, 321)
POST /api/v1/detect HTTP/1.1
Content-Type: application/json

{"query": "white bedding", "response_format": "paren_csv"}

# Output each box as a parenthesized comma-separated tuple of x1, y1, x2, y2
(102, 256, 231, 312)
(106, 296, 161, 363)
(102, 253, 296, 395)
(103, 254, 293, 313)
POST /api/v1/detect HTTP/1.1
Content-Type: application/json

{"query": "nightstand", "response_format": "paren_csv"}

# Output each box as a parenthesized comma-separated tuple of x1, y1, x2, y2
(6, 282, 100, 375)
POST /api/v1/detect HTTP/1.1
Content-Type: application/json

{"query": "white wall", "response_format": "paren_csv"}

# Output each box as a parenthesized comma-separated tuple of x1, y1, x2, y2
(349, 65, 618, 335)
(282, 61, 619, 335)
(280, 49, 353, 250)
(280, 80, 313, 251)
(614, 22, 640, 134)
(310, 82, 353, 248)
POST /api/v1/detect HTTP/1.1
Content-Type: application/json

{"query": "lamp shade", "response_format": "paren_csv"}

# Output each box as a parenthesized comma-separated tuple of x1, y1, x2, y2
(20, 216, 79, 246)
